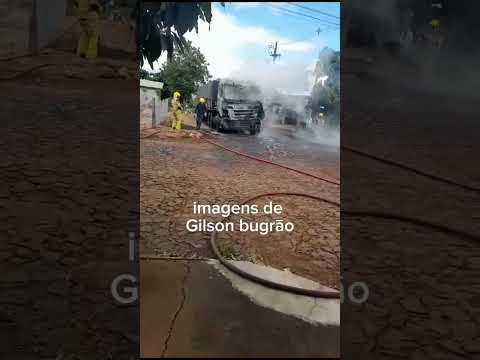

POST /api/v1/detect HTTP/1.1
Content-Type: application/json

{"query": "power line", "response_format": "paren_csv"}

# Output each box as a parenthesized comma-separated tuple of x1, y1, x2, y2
(276, 24, 338, 53)
(287, 2, 340, 20)
(278, 28, 332, 46)
(266, 3, 340, 27)
(261, 3, 339, 29)
(261, 3, 320, 26)
(259, 3, 339, 58)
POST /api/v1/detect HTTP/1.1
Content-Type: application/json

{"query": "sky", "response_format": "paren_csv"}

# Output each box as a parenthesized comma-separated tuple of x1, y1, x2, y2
(143, 2, 340, 90)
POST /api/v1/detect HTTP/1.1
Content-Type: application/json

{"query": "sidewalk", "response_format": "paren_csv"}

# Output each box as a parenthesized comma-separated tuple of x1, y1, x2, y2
(140, 259, 340, 358)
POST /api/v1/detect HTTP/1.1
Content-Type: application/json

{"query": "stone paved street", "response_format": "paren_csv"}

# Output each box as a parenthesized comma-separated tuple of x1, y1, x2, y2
(1, 59, 139, 358)
(341, 50, 480, 359)
(140, 125, 340, 287)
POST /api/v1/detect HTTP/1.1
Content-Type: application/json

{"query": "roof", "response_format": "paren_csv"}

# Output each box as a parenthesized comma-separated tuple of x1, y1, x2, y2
(140, 79, 164, 90)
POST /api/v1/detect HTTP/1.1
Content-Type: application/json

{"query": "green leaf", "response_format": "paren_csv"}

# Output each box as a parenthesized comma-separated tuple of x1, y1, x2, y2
(199, 3, 212, 23)
(139, 2, 218, 65)
(163, 5, 178, 28)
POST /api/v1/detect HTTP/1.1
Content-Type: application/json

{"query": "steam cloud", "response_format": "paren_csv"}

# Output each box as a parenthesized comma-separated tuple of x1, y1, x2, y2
(228, 58, 340, 148)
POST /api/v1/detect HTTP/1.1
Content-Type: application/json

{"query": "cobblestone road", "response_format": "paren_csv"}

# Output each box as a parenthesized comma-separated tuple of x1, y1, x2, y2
(1, 77, 139, 359)
(140, 126, 340, 287)
(341, 57, 480, 359)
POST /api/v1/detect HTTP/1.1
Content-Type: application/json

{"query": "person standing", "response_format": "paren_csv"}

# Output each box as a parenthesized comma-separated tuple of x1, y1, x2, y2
(75, 0, 102, 59)
(195, 98, 207, 130)
(170, 91, 182, 130)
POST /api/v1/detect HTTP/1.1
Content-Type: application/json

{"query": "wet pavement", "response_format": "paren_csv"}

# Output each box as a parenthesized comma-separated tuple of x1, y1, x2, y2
(202, 124, 340, 179)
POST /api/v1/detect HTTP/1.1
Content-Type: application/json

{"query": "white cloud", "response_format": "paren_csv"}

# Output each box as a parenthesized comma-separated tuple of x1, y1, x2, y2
(231, 2, 261, 9)
(142, 7, 317, 77)
(282, 41, 316, 52)
(185, 8, 315, 78)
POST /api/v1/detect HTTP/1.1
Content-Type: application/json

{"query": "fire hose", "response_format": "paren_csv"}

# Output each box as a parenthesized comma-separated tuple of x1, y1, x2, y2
(141, 130, 480, 298)
(210, 192, 341, 298)
(201, 136, 480, 298)
(201, 137, 340, 185)
(142, 130, 341, 297)
(341, 145, 480, 194)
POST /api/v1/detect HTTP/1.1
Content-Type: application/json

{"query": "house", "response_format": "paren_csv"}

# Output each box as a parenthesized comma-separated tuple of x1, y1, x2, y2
(140, 79, 169, 129)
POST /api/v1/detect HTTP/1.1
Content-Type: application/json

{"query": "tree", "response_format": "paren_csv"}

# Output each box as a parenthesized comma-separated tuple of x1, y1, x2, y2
(134, 2, 225, 69)
(309, 47, 340, 126)
(140, 69, 162, 81)
(140, 69, 151, 79)
(157, 41, 211, 104)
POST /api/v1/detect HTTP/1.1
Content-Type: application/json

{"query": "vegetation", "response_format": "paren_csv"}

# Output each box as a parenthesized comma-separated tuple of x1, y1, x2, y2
(134, 2, 225, 68)
(308, 47, 340, 125)
(140, 69, 163, 82)
(141, 42, 211, 104)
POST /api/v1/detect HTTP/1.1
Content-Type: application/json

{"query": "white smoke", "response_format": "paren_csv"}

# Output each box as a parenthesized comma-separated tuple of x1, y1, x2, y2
(230, 58, 314, 94)
(227, 58, 339, 148)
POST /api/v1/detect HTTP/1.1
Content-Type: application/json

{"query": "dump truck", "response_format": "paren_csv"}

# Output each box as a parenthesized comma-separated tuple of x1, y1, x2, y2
(266, 91, 312, 129)
(197, 79, 264, 135)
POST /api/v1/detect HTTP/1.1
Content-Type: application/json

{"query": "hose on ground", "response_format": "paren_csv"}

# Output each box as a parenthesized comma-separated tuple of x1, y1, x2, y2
(342, 210, 480, 242)
(342, 145, 480, 194)
(202, 137, 340, 185)
(142, 130, 480, 297)
(202, 136, 480, 298)
(210, 192, 341, 298)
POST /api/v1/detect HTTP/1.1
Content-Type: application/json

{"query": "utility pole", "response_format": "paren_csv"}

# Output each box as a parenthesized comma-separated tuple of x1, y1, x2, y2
(268, 41, 281, 63)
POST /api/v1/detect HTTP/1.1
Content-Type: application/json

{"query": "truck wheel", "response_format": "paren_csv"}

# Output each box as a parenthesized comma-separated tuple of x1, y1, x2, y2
(213, 115, 223, 132)
(207, 114, 212, 128)
(250, 124, 260, 135)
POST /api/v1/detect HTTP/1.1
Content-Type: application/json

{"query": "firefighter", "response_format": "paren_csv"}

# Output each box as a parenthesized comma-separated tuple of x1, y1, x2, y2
(195, 97, 207, 130)
(430, 18, 441, 30)
(170, 91, 183, 130)
(429, 18, 443, 48)
(75, 0, 102, 59)
(429, 0, 446, 48)
(319, 112, 325, 124)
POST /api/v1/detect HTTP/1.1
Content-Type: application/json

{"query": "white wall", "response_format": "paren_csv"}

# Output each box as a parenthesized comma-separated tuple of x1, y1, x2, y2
(140, 87, 169, 128)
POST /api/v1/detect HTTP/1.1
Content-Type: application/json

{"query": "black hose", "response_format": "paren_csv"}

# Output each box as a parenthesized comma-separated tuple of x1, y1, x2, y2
(343, 210, 480, 242)
(210, 192, 341, 298)
(204, 137, 480, 298)
(342, 145, 480, 194)
(142, 131, 480, 297)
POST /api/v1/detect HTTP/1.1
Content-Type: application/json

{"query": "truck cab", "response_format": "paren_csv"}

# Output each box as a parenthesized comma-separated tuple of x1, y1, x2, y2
(198, 79, 264, 135)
